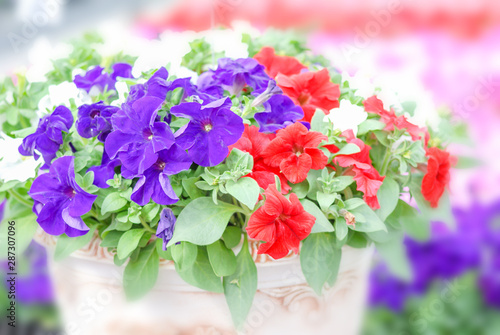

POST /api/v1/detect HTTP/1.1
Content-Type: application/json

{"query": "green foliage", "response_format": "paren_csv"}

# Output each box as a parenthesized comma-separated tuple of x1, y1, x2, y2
(223, 237, 258, 330)
(176, 247, 223, 293)
(301, 232, 342, 295)
(207, 240, 237, 277)
(123, 242, 160, 300)
(54, 226, 96, 261)
(182, 38, 224, 74)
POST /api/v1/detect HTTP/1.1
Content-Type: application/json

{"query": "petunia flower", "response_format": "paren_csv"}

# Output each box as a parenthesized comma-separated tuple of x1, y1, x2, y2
(130, 144, 192, 206)
(363, 95, 428, 143)
(254, 94, 304, 133)
(75, 102, 119, 142)
(105, 96, 175, 175)
(262, 122, 328, 184)
(170, 98, 244, 167)
(352, 166, 385, 209)
(254, 46, 306, 78)
(197, 58, 271, 96)
(324, 99, 368, 136)
(156, 208, 177, 251)
(229, 125, 291, 194)
(29, 156, 97, 237)
(422, 147, 451, 208)
(277, 68, 340, 123)
(246, 184, 316, 259)
(87, 151, 120, 188)
(74, 63, 133, 94)
(126, 67, 170, 103)
(19, 105, 73, 169)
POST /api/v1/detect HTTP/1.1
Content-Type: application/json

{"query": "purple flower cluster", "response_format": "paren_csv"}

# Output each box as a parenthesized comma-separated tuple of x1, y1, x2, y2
(19, 105, 73, 168)
(74, 63, 133, 93)
(171, 98, 244, 167)
(369, 201, 500, 311)
(197, 58, 270, 96)
(29, 156, 97, 237)
(76, 102, 119, 142)
(254, 94, 304, 133)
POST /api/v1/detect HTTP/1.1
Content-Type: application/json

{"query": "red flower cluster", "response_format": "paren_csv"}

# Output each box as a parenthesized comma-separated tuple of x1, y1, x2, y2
(277, 69, 340, 123)
(262, 122, 328, 184)
(363, 96, 429, 144)
(330, 130, 385, 209)
(229, 125, 291, 194)
(422, 147, 452, 208)
(253, 46, 306, 78)
(246, 184, 315, 259)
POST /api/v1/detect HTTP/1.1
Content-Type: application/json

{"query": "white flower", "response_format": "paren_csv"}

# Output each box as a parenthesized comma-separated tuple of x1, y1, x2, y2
(37, 81, 91, 116)
(325, 100, 368, 136)
(0, 133, 40, 182)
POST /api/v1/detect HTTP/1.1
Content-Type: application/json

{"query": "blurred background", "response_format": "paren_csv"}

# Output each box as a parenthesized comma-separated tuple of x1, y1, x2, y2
(1, 0, 500, 334)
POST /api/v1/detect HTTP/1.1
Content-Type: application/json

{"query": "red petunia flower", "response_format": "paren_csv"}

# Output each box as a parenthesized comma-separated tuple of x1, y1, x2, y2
(363, 96, 428, 143)
(422, 147, 451, 208)
(352, 167, 385, 209)
(229, 125, 291, 194)
(262, 122, 328, 184)
(277, 69, 340, 123)
(329, 129, 385, 209)
(254, 46, 306, 78)
(246, 184, 316, 259)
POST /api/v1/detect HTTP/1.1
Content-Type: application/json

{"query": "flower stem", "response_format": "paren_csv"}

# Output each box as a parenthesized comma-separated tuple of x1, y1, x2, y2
(7, 189, 33, 208)
(380, 148, 392, 176)
(139, 216, 156, 234)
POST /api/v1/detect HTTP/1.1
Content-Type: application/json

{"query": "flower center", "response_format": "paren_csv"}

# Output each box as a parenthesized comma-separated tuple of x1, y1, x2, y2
(154, 160, 166, 171)
(64, 187, 76, 198)
(203, 123, 213, 132)
(292, 144, 304, 156)
(298, 92, 311, 106)
(143, 129, 153, 141)
(278, 213, 290, 221)
(90, 109, 101, 119)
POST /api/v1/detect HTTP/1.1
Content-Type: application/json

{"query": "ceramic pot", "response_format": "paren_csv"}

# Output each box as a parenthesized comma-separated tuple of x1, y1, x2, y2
(35, 229, 374, 335)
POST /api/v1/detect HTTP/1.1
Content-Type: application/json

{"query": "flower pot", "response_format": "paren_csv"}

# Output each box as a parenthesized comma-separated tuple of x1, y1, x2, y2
(35, 229, 374, 335)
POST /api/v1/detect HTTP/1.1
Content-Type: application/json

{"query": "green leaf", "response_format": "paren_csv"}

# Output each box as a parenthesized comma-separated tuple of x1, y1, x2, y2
(176, 247, 223, 293)
(123, 242, 159, 300)
(117, 229, 146, 260)
(226, 148, 253, 171)
(182, 177, 204, 199)
(357, 119, 385, 136)
(171, 241, 198, 272)
(223, 237, 258, 330)
(387, 200, 430, 240)
(344, 198, 365, 210)
(375, 176, 400, 221)
(167, 197, 244, 247)
(316, 192, 338, 212)
(207, 240, 237, 277)
(141, 203, 160, 222)
(351, 203, 387, 233)
(101, 192, 127, 215)
(375, 232, 412, 281)
(290, 179, 309, 199)
(54, 226, 96, 261)
(300, 233, 341, 295)
(100, 230, 124, 248)
(347, 232, 368, 248)
(330, 176, 354, 192)
(155, 238, 172, 260)
(331, 143, 361, 157)
(226, 177, 260, 210)
(335, 217, 349, 240)
(310, 109, 328, 132)
(222, 226, 242, 249)
(300, 199, 334, 233)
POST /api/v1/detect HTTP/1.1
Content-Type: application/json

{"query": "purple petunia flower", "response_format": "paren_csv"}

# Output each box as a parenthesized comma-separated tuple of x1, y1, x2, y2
(126, 67, 170, 103)
(130, 144, 191, 206)
(74, 63, 133, 93)
(156, 208, 176, 250)
(197, 58, 271, 96)
(19, 106, 73, 169)
(254, 94, 304, 133)
(87, 151, 120, 188)
(29, 156, 97, 237)
(75, 102, 119, 142)
(251, 80, 283, 107)
(171, 98, 244, 167)
(105, 96, 175, 175)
